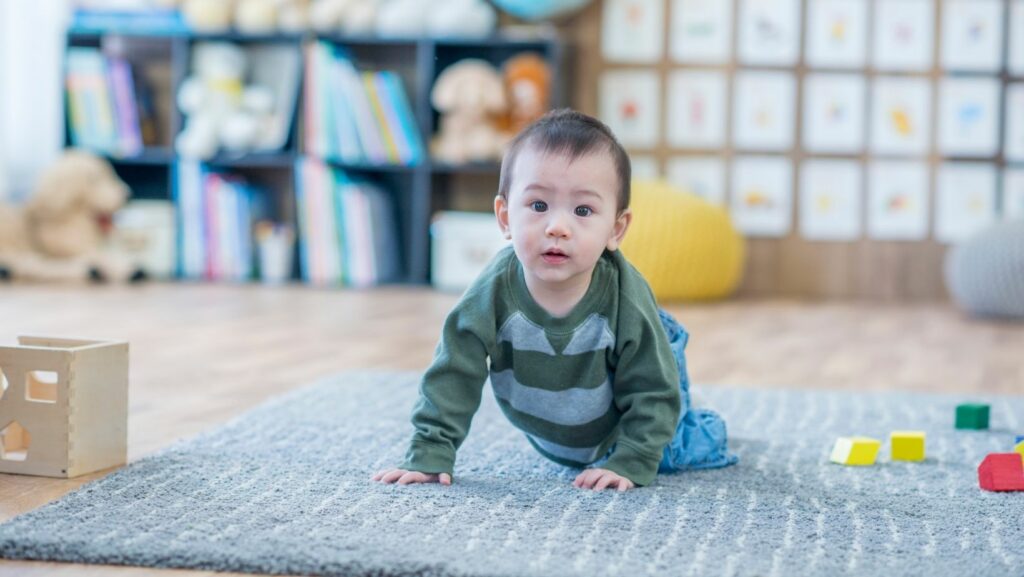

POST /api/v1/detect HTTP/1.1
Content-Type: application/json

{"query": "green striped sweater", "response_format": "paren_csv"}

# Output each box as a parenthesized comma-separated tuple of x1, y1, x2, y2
(402, 246, 681, 486)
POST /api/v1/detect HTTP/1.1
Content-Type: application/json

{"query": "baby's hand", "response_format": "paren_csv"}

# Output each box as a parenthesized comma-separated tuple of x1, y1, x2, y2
(573, 468, 635, 492)
(371, 468, 452, 486)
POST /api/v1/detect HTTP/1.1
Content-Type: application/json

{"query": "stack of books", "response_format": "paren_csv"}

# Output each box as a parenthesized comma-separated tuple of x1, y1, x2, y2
(65, 47, 151, 157)
(296, 158, 402, 287)
(175, 161, 266, 282)
(304, 41, 424, 166)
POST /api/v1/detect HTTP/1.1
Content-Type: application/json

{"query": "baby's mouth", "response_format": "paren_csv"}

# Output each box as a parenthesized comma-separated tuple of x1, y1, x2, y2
(541, 248, 569, 264)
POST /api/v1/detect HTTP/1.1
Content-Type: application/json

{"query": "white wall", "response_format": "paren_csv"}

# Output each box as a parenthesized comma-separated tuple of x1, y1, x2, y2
(0, 0, 69, 201)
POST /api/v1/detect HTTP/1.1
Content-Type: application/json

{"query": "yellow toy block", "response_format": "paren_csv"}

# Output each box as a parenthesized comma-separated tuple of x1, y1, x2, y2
(830, 437, 881, 466)
(1015, 440, 1024, 458)
(890, 431, 926, 462)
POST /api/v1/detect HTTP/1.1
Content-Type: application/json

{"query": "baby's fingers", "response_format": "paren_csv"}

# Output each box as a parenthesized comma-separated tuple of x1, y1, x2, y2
(593, 473, 617, 492)
(375, 469, 408, 483)
(439, 473, 452, 485)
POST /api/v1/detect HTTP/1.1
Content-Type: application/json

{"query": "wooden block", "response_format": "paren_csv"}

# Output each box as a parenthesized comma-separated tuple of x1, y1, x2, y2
(0, 336, 128, 478)
(890, 431, 926, 462)
(1015, 440, 1024, 458)
(1015, 435, 1024, 445)
(955, 403, 990, 430)
(978, 453, 1024, 492)
(830, 437, 881, 466)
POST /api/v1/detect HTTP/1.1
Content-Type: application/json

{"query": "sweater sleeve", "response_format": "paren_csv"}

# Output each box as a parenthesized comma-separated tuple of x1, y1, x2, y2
(400, 270, 499, 477)
(602, 282, 681, 486)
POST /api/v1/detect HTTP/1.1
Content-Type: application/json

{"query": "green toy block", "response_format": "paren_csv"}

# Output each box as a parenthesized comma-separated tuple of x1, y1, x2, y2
(955, 403, 989, 430)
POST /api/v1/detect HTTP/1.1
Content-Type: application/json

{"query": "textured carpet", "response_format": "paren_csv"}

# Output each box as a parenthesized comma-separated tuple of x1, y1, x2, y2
(1, 371, 1022, 577)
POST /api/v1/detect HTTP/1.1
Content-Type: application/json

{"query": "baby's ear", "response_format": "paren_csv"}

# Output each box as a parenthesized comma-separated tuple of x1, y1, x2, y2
(606, 208, 632, 251)
(494, 195, 511, 239)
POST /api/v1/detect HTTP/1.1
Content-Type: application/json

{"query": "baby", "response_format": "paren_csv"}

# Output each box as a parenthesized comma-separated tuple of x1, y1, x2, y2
(373, 109, 736, 491)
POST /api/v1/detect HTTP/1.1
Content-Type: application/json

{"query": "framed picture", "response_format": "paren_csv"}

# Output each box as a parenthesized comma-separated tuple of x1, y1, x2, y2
(870, 77, 932, 156)
(730, 156, 793, 237)
(671, 0, 733, 64)
(799, 159, 862, 241)
(631, 155, 661, 180)
(733, 71, 796, 151)
(1005, 168, 1024, 220)
(737, 0, 801, 66)
(867, 160, 929, 240)
(1011, 0, 1024, 76)
(938, 77, 1000, 158)
(666, 156, 726, 205)
(805, 0, 868, 69)
(940, 0, 1004, 72)
(802, 73, 866, 154)
(602, 0, 664, 63)
(1005, 84, 1024, 162)
(872, 0, 934, 72)
(667, 71, 728, 149)
(935, 162, 997, 243)
(599, 70, 661, 149)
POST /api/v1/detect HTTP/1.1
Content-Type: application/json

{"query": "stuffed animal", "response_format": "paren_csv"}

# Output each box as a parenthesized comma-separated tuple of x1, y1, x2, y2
(180, 0, 311, 33)
(0, 151, 144, 283)
(431, 59, 509, 164)
(175, 42, 276, 159)
(375, 0, 495, 37)
(501, 53, 551, 135)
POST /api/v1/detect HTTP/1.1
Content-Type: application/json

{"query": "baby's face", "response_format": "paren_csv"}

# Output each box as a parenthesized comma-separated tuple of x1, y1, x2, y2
(495, 146, 630, 289)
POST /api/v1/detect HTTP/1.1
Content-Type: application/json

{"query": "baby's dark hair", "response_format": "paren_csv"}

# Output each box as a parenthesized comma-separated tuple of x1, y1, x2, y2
(497, 108, 631, 214)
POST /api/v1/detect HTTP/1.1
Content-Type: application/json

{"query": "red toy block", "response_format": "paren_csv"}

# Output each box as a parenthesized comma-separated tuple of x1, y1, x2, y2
(978, 453, 1024, 492)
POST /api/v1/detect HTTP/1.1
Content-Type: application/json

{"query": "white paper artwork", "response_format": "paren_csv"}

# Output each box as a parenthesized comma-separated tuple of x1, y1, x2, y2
(1004, 84, 1024, 162)
(870, 77, 932, 156)
(867, 161, 929, 240)
(805, 0, 868, 69)
(730, 156, 793, 237)
(802, 73, 866, 154)
(737, 0, 801, 66)
(799, 159, 862, 241)
(1010, 0, 1024, 75)
(1004, 168, 1024, 220)
(872, 0, 934, 72)
(940, 0, 1004, 72)
(602, 0, 665, 63)
(938, 77, 1000, 158)
(935, 162, 997, 243)
(668, 70, 728, 149)
(630, 155, 661, 180)
(733, 71, 796, 151)
(671, 0, 733, 64)
(666, 156, 726, 205)
(599, 70, 661, 149)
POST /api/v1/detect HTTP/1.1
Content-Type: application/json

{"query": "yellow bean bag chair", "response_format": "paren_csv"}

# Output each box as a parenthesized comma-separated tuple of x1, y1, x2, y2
(619, 180, 745, 302)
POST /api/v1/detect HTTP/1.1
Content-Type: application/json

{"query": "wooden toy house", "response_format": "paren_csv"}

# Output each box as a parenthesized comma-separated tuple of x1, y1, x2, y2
(0, 337, 128, 478)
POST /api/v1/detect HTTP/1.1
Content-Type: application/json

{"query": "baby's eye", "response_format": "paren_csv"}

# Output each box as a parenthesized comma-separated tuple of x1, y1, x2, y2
(575, 206, 593, 217)
(531, 201, 548, 212)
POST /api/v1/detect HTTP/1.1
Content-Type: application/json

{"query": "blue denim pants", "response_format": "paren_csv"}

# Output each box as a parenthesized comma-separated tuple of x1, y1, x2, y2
(655, 309, 738, 472)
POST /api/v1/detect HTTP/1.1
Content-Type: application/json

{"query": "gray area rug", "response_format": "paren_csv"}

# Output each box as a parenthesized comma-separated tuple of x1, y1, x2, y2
(1, 371, 1022, 577)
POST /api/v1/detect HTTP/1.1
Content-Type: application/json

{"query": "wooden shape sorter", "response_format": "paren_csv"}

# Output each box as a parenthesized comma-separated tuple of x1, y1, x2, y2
(0, 337, 128, 478)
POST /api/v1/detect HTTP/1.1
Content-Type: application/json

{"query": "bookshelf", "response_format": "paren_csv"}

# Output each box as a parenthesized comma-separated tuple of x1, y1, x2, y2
(63, 27, 565, 285)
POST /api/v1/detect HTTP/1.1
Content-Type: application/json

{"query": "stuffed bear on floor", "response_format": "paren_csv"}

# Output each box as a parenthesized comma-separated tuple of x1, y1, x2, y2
(0, 150, 146, 284)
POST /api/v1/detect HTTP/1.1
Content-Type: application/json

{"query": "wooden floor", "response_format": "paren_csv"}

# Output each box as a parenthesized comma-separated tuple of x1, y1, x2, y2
(1, 283, 1022, 576)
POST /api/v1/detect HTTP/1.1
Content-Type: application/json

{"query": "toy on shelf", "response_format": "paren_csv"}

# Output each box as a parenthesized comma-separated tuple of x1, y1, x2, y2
(181, 0, 311, 33)
(430, 59, 509, 164)
(830, 437, 881, 466)
(977, 453, 1024, 492)
(501, 52, 551, 135)
(0, 150, 144, 283)
(176, 42, 301, 160)
(376, 0, 496, 38)
(0, 337, 129, 478)
(955, 403, 990, 430)
(890, 431, 926, 462)
(490, 0, 593, 21)
(1015, 439, 1024, 458)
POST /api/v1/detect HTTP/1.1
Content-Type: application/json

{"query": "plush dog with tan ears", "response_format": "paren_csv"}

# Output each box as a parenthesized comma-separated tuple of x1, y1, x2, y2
(430, 59, 510, 164)
(0, 150, 144, 283)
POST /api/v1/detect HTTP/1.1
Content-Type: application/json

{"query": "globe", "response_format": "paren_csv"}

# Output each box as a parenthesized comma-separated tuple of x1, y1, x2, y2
(490, 0, 593, 21)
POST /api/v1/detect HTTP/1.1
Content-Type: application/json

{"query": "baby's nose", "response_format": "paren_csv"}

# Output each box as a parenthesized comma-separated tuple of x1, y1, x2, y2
(545, 214, 571, 238)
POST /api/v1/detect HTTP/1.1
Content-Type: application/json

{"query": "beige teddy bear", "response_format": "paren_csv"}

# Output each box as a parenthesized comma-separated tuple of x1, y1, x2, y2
(0, 150, 143, 283)
(430, 59, 509, 164)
